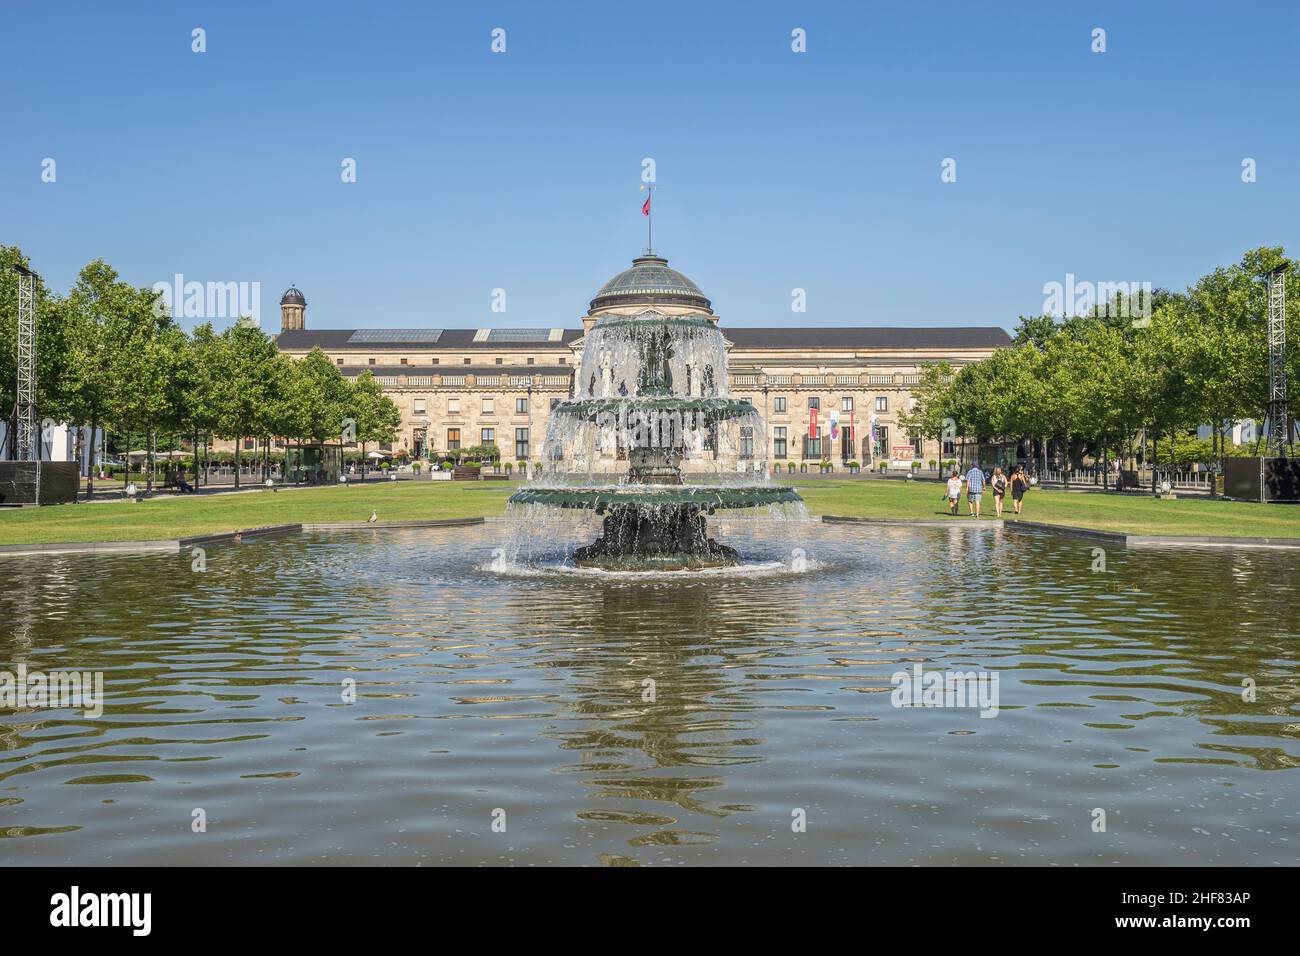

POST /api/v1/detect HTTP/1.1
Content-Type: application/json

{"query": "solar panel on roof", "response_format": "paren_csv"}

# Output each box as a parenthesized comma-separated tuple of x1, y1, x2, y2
(483, 328, 555, 343)
(346, 329, 443, 343)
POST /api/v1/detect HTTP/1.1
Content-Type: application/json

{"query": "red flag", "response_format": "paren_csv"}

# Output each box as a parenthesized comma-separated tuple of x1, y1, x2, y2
(809, 408, 818, 439)
(642, 193, 652, 216)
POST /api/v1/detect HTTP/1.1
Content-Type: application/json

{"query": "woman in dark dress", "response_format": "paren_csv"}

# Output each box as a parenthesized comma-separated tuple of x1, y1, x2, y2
(1010, 467, 1029, 515)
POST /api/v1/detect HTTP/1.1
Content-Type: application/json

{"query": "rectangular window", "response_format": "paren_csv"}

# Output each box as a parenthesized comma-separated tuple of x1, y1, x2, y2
(336, 358, 344, 366)
(515, 427, 529, 460)
(432, 358, 439, 365)
(876, 396, 888, 412)
(448, 398, 460, 414)
(738, 396, 752, 406)
(463, 357, 471, 365)
(482, 398, 494, 414)
(876, 425, 889, 458)
(495, 357, 503, 365)
(368, 358, 376, 365)
(413, 400, 426, 415)
(774, 397, 786, 413)
(550, 398, 560, 411)
(804, 435, 821, 458)
(447, 428, 461, 451)
(773, 426, 787, 459)
(739, 426, 754, 459)
(481, 427, 495, 445)
(559, 357, 565, 365)
(243, 438, 255, 451)
(527, 357, 535, 365)
(808, 397, 820, 410)
(842, 396, 854, 412)
(516, 398, 528, 414)
(400, 357, 408, 365)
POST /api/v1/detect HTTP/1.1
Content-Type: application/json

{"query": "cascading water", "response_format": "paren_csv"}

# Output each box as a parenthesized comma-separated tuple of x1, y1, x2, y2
(506, 252, 804, 570)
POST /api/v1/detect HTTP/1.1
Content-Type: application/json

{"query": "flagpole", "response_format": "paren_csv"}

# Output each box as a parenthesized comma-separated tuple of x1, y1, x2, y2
(641, 183, 656, 254)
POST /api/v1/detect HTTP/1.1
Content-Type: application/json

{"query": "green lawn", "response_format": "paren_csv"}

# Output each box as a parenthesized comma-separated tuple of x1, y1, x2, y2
(0, 481, 518, 545)
(794, 479, 1300, 538)
(2, 477, 1298, 546)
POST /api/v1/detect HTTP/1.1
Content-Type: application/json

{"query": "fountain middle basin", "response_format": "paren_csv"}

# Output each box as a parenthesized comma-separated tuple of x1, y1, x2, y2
(510, 482, 802, 571)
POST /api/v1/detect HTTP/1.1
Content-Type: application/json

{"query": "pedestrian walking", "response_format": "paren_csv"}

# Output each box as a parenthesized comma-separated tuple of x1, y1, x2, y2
(945, 470, 962, 515)
(990, 466, 1007, 517)
(1010, 467, 1029, 516)
(965, 463, 985, 517)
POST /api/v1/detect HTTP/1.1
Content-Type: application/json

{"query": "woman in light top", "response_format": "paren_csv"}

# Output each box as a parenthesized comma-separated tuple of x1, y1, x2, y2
(990, 466, 1007, 517)
(945, 470, 963, 515)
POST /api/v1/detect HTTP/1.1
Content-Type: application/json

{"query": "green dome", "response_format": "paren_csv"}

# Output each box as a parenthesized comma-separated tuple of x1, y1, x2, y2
(590, 255, 712, 314)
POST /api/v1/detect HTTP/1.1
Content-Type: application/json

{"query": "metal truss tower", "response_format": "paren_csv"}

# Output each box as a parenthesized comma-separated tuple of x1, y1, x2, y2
(14, 264, 38, 461)
(1266, 266, 1290, 456)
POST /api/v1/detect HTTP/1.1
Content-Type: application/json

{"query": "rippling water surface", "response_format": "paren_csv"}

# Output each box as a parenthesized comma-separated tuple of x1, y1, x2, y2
(2, 520, 1298, 865)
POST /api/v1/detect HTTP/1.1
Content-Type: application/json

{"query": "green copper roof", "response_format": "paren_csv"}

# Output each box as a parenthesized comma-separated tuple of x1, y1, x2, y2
(590, 255, 712, 313)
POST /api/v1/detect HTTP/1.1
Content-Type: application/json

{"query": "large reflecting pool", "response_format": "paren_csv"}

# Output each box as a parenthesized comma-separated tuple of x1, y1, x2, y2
(2, 520, 1298, 865)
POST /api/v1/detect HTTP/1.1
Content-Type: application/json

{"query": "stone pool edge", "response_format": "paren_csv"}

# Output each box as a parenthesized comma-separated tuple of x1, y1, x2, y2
(821, 515, 1300, 550)
(0, 517, 487, 558)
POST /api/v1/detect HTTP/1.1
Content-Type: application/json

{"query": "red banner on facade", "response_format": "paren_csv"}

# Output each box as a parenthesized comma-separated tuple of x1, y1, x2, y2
(809, 408, 818, 439)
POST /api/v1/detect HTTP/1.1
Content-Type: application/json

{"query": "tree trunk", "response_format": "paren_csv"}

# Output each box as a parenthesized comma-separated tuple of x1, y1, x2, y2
(1211, 424, 1219, 498)
(87, 417, 99, 499)
(73, 421, 84, 499)
(1151, 429, 1159, 493)
(235, 436, 242, 489)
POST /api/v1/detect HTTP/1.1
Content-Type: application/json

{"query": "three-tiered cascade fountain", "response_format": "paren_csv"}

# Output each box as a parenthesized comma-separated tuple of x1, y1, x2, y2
(508, 252, 802, 570)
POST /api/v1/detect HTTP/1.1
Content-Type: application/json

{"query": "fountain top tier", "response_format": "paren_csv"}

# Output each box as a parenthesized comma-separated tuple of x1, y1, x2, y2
(573, 309, 729, 404)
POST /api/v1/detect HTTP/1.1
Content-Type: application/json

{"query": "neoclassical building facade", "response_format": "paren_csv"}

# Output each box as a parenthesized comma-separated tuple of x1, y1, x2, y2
(273, 256, 1010, 465)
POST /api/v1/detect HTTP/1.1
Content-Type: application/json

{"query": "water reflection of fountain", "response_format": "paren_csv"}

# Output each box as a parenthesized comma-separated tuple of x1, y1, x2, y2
(524, 571, 810, 847)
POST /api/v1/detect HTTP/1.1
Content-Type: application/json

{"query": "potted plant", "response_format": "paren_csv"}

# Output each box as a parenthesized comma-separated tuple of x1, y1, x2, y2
(846, 460, 860, 474)
(787, 461, 796, 474)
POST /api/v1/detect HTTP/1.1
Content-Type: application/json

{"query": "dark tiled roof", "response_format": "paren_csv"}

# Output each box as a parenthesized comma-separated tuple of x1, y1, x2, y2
(280, 326, 1011, 352)
(277, 329, 583, 350)
(724, 327, 1012, 349)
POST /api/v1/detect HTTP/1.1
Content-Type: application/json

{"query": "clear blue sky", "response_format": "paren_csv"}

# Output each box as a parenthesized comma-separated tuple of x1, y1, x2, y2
(2, 0, 1296, 331)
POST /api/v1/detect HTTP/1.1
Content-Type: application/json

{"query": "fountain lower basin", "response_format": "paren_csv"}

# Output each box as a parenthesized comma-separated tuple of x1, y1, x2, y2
(507, 484, 800, 570)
